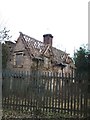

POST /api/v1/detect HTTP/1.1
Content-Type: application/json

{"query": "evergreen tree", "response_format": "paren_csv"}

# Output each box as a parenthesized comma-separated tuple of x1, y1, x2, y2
(73, 46, 89, 74)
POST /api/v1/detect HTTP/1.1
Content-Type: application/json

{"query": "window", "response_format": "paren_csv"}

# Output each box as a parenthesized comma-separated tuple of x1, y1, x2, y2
(44, 57, 49, 68)
(13, 52, 23, 67)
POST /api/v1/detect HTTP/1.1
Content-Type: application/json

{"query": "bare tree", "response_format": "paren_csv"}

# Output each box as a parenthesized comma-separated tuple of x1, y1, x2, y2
(0, 27, 12, 42)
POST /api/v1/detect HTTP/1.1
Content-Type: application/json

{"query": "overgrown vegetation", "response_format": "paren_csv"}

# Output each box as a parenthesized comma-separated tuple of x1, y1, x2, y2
(2, 109, 89, 120)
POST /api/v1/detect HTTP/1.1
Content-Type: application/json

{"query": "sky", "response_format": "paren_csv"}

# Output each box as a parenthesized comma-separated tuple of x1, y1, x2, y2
(0, 0, 89, 57)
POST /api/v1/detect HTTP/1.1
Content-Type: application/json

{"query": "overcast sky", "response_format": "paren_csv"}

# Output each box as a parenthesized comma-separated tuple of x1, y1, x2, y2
(0, 0, 89, 56)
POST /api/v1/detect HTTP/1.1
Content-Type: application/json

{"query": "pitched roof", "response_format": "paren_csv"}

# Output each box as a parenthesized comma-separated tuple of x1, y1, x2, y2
(19, 32, 71, 64)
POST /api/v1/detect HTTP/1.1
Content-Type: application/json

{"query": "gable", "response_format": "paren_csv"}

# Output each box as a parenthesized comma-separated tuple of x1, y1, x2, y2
(14, 37, 25, 52)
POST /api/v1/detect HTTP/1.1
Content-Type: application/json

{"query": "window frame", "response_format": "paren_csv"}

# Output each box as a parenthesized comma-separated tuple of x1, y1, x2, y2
(13, 51, 24, 68)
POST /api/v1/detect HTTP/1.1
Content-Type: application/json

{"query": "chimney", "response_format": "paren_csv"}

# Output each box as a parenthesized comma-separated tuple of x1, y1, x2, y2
(43, 34, 53, 46)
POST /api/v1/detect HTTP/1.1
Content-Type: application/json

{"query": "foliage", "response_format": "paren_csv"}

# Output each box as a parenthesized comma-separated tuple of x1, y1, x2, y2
(2, 109, 87, 120)
(0, 27, 12, 69)
(73, 45, 90, 74)
(2, 43, 9, 69)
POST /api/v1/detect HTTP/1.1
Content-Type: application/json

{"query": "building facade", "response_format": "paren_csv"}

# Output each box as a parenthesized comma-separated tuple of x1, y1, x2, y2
(7, 32, 75, 73)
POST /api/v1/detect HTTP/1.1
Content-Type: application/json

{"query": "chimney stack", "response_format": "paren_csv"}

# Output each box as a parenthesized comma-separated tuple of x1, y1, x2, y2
(43, 34, 53, 46)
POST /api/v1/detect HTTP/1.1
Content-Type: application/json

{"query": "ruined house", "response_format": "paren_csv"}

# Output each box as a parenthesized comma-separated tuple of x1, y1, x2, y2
(7, 32, 75, 73)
